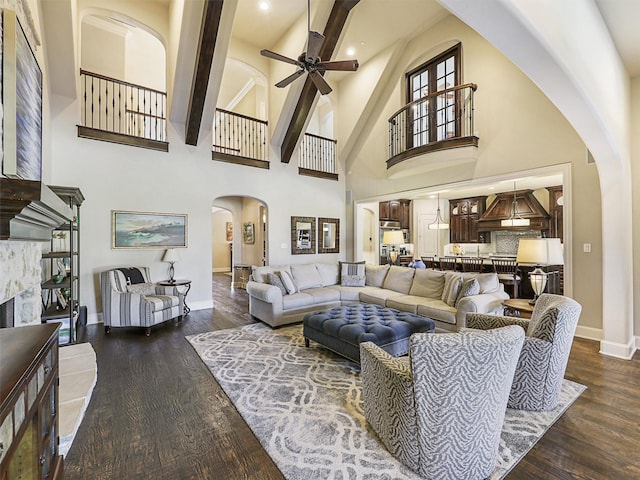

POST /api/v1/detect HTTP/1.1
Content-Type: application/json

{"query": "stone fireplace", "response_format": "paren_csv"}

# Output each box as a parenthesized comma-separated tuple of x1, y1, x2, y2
(0, 240, 44, 327)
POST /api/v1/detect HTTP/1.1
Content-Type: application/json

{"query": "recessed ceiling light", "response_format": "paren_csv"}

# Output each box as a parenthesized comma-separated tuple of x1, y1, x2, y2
(259, 1, 270, 11)
(346, 47, 356, 56)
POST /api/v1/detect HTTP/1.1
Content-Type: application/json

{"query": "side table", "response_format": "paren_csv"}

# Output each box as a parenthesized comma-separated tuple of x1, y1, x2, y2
(503, 298, 535, 319)
(232, 265, 252, 289)
(159, 279, 192, 314)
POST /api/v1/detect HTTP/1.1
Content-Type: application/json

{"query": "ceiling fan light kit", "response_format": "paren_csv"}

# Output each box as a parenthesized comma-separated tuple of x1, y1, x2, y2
(260, 0, 359, 95)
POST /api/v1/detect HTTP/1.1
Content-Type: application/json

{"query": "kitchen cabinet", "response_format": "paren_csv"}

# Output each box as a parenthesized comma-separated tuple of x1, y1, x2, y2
(379, 199, 411, 228)
(449, 196, 489, 243)
(41, 186, 84, 345)
(547, 186, 563, 241)
(0, 323, 63, 480)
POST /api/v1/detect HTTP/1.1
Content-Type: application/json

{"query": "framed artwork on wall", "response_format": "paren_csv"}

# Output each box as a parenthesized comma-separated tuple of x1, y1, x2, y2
(226, 222, 233, 241)
(243, 222, 255, 244)
(291, 216, 316, 255)
(112, 211, 187, 249)
(318, 217, 340, 254)
(1, 9, 43, 181)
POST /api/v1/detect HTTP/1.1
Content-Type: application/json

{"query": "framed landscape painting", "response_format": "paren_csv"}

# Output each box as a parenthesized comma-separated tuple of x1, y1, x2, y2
(112, 211, 187, 249)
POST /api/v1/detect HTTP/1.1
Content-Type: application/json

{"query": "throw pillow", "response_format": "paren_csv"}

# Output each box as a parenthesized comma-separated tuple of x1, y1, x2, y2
(266, 273, 287, 295)
(382, 266, 415, 294)
(365, 264, 390, 288)
(473, 272, 500, 294)
(279, 270, 298, 294)
(126, 282, 156, 295)
(441, 272, 463, 307)
(339, 261, 366, 287)
(455, 278, 480, 307)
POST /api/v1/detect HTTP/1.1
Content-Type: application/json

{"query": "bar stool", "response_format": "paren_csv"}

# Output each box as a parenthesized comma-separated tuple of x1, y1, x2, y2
(439, 256, 458, 271)
(459, 257, 484, 273)
(420, 256, 437, 269)
(491, 257, 521, 298)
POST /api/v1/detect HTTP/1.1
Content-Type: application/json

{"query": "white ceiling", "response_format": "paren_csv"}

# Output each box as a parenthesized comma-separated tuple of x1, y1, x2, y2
(595, 0, 640, 77)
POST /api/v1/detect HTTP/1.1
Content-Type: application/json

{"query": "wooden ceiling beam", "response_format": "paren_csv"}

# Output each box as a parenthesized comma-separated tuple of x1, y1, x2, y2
(280, 0, 360, 163)
(185, 0, 224, 146)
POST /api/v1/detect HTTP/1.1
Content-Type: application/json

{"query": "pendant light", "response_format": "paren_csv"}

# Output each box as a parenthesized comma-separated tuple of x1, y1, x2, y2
(428, 193, 449, 230)
(501, 181, 530, 227)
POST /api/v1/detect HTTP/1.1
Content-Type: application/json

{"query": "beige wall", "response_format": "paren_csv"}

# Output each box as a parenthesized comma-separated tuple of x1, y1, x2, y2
(339, 15, 603, 331)
(212, 209, 232, 272)
(631, 77, 640, 337)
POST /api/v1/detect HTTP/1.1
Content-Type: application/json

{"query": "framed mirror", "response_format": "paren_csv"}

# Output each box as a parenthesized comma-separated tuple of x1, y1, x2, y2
(318, 217, 339, 254)
(291, 216, 316, 255)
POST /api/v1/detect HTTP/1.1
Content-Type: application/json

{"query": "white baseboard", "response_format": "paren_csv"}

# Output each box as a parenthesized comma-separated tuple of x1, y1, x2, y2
(86, 312, 101, 325)
(188, 299, 214, 311)
(212, 267, 231, 273)
(599, 337, 637, 360)
(574, 325, 603, 341)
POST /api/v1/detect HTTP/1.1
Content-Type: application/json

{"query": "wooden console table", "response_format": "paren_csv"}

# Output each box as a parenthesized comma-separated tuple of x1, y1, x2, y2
(0, 323, 63, 479)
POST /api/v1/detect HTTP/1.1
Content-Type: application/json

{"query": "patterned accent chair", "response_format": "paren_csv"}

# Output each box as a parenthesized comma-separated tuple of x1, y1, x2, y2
(466, 293, 582, 411)
(100, 267, 185, 336)
(361, 326, 524, 480)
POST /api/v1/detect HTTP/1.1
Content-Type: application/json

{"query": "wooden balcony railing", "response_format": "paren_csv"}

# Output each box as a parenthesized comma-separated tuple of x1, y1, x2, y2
(212, 109, 269, 169)
(387, 83, 478, 168)
(299, 133, 338, 181)
(78, 69, 168, 151)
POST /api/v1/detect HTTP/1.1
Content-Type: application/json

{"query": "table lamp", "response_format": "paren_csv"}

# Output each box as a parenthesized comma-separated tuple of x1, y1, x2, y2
(516, 238, 563, 304)
(162, 248, 181, 283)
(382, 230, 405, 265)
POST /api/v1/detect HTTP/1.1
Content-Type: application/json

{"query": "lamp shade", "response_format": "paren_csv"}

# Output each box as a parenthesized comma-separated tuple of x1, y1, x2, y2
(516, 238, 563, 265)
(162, 248, 181, 263)
(382, 230, 405, 246)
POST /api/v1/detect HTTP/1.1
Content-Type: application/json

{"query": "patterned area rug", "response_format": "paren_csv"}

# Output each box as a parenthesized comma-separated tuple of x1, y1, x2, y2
(187, 324, 585, 479)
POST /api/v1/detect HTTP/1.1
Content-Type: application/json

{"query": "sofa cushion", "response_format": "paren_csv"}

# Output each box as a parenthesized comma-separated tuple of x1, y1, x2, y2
(340, 261, 366, 287)
(317, 263, 340, 286)
(382, 266, 416, 294)
(462, 272, 500, 294)
(266, 273, 287, 295)
(326, 285, 380, 302)
(365, 264, 390, 288)
(302, 287, 341, 304)
(442, 272, 463, 307)
(279, 270, 298, 294)
(417, 300, 457, 325)
(291, 264, 324, 290)
(359, 288, 405, 307)
(409, 269, 446, 299)
(282, 292, 315, 310)
(456, 278, 480, 306)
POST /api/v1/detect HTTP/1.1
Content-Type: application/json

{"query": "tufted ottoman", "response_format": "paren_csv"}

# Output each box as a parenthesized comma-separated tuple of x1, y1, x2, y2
(303, 304, 435, 363)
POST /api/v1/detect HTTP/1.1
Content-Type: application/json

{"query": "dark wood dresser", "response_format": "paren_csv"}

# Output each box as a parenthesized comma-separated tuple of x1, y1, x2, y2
(0, 323, 63, 479)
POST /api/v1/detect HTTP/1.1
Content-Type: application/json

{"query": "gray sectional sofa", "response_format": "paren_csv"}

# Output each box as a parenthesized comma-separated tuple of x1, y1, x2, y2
(246, 263, 508, 331)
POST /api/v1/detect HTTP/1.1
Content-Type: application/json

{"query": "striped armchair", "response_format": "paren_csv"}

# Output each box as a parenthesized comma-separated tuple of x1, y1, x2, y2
(360, 326, 524, 480)
(100, 267, 184, 336)
(466, 293, 582, 411)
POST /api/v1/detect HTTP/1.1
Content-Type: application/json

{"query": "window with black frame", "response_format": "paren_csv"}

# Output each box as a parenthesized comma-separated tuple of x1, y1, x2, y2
(406, 44, 461, 148)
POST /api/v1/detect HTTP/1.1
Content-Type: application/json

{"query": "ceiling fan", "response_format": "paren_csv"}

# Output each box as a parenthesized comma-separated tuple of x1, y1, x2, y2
(260, 0, 359, 95)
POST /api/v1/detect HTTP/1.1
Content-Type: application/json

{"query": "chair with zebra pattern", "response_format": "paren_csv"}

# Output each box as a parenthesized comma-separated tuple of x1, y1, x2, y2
(466, 293, 582, 411)
(360, 326, 524, 479)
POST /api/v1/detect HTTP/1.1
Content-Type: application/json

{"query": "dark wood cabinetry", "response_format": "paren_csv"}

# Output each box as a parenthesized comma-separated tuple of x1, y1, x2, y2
(547, 186, 563, 241)
(379, 199, 411, 229)
(449, 196, 489, 243)
(0, 323, 63, 480)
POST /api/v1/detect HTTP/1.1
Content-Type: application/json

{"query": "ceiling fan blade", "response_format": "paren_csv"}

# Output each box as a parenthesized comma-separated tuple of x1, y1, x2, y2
(275, 69, 305, 88)
(309, 70, 332, 95)
(305, 31, 325, 63)
(317, 59, 359, 71)
(260, 49, 302, 67)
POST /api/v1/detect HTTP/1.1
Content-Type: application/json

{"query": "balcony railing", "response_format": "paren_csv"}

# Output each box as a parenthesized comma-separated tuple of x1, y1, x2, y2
(212, 109, 269, 168)
(299, 133, 338, 180)
(388, 83, 477, 167)
(79, 70, 168, 151)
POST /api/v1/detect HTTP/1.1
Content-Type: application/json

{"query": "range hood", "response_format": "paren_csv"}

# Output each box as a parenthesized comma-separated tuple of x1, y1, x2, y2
(477, 189, 550, 232)
(380, 220, 402, 229)
(0, 179, 73, 241)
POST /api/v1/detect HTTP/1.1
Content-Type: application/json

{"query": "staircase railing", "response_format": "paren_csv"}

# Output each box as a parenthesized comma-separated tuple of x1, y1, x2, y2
(213, 109, 269, 162)
(79, 69, 167, 142)
(299, 133, 337, 177)
(388, 83, 477, 160)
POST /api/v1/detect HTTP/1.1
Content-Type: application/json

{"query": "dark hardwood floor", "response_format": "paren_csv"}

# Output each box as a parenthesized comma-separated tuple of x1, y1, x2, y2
(65, 273, 640, 479)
